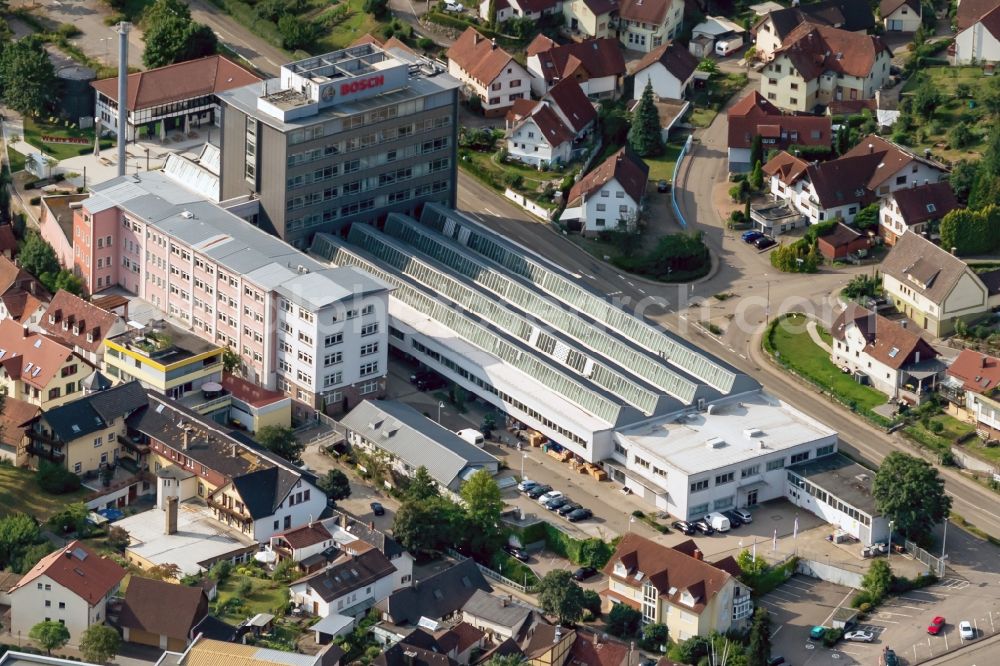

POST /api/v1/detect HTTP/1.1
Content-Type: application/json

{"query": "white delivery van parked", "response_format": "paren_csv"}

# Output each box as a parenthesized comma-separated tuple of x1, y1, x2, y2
(705, 512, 732, 532)
(715, 36, 744, 57)
(457, 428, 485, 447)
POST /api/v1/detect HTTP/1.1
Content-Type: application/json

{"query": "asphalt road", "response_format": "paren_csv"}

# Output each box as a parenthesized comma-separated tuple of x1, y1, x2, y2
(186, 0, 291, 75)
(920, 632, 1000, 666)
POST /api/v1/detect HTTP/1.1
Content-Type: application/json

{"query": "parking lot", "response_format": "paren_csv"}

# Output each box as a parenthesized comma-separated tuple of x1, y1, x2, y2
(761, 574, 1000, 666)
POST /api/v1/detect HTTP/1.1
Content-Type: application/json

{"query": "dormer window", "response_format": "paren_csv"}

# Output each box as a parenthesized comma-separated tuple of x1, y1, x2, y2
(86, 333, 94, 343)
(72, 325, 80, 336)
(680, 589, 699, 607)
(613, 561, 628, 577)
(48, 314, 56, 324)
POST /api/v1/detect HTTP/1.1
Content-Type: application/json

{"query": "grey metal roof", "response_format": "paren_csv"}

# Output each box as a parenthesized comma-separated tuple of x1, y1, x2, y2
(85, 171, 389, 308)
(460, 589, 532, 629)
(340, 400, 499, 490)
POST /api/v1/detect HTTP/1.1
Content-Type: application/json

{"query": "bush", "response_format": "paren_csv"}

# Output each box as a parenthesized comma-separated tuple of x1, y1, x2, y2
(417, 37, 435, 50)
(56, 23, 82, 38)
(606, 603, 642, 638)
(36, 461, 82, 494)
(29, 197, 40, 205)
(822, 628, 843, 647)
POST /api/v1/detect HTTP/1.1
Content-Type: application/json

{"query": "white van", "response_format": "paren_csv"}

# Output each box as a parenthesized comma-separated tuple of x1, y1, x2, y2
(715, 36, 743, 57)
(705, 512, 731, 532)
(457, 428, 485, 447)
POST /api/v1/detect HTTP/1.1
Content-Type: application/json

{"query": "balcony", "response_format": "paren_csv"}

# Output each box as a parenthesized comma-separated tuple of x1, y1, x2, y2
(27, 443, 65, 463)
(28, 429, 65, 447)
(207, 497, 249, 522)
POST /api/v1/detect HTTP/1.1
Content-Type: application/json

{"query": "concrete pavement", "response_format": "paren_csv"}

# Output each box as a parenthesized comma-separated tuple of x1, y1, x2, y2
(186, 0, 291, 75)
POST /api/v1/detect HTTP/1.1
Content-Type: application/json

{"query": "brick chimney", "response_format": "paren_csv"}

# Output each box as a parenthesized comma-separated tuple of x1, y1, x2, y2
(165, 496, 179, 535)
(693, 548, 703, 561)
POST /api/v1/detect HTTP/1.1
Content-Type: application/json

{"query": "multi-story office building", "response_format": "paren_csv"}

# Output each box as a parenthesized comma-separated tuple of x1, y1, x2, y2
(74, 171, 390, 418)
(216, 42, 460, 248)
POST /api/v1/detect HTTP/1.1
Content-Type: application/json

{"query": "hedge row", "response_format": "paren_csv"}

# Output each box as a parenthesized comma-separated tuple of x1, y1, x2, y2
(515, 522, 617, 568)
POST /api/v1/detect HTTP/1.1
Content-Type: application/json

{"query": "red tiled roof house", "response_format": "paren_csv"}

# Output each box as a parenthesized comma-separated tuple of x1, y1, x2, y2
(563, 148, 648, 235)
(505, 79, 597, 168)
(726, 91, 832, 172)
(943, 349, 1000, 437)
(447, 28, 532, 117)
(526, 35, 626, 98)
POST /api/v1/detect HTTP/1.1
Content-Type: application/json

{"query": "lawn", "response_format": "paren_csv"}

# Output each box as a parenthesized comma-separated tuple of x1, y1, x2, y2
(490, 552, 539, 588)
(461, 149, 561, 207)
(315, 0, 385, 52)
(898, 66, 992, 161)
(904, 413, 976, 457)
(689, 72, 749, 128)
(22, 116, 112, 162)
(215, 573, 290, 624)
(644, 142, 684, 182)
(901, 66, 985, 94)
(766, 313, 887, 412)
(7, 149, 25, 173)
(0, 465, 91, 521)
(962, 437, 1000, 465)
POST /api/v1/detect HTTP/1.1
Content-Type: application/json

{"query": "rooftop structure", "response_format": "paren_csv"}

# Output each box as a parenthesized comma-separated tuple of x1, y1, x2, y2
(786, 453, 880, 517)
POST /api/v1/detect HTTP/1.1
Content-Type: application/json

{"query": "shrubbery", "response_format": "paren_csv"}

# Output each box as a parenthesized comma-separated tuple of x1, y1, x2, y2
(35, 461, 82, 495)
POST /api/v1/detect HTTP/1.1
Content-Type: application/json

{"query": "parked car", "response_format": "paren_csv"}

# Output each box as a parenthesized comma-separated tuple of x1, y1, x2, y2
(573, 566, 598, 581)
(927, 617, 945, 635)
(557, 502, 581, 516)
(742, 230, 763, 243)
(504, 544, 530, 562)
(444, 1, 464, 11)
(755, 235, 777, 250)
(526, 484, 552, 499)
(567, 508, 593, 522)
(959, 620, 974, 639)
(766, 657, 785, 666)
(544, 496, 570, 511)
(733, 507, 753, 523)
(657, 180, 669, 193)
(809, 626, 826, 640)
(883, 648, 898, 666)
(844, 630, 875, 643)
(518, 479, 538, 493)
(413, 370, 448, 391)
(704, 512, 731, 532)
(672, 520, 695, 535)
(538, 490, 564, 504)
(370, 502, 385, 516)
(722, 509, 744, 528)
(693, 519, 715, 535)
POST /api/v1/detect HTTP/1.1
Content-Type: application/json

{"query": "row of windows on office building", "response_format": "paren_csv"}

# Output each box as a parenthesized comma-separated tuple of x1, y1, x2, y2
(688, 444, 836, 494)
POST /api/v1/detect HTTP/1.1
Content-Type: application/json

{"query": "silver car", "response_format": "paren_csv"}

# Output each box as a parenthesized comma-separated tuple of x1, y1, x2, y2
(844, 630, 875, 643)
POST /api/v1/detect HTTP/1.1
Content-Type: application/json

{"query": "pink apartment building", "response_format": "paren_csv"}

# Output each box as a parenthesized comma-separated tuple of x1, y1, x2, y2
(73, 171, 391, 419)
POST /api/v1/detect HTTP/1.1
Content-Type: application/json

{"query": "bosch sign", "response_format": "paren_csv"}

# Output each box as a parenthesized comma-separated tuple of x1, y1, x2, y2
(341, 75, 385, 96)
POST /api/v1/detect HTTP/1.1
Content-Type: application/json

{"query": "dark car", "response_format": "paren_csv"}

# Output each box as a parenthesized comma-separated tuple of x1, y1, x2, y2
(557, 502, 581, 516)
(672, 520, 696, 535)
(567, 508, 593, 522)
(416, 373, 448, 391)
(766, 657, 785, 666)
(657, 180, 670, 193)
(573, 566, 598, 581)
(742, 230, 763, 243)
(370, 502, 385, 516)
(544, 496, 570, 511)
(755, 235, 777, 250)
(526, 484, 552, 499)
(693, 518, 715, 535)
(504, 544, 531, 562)
(722, 509, 744, 528)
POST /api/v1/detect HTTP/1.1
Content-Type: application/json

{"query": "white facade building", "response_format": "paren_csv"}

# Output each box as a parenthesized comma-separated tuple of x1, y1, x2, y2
(447, 28, 532, 116)
(289, 549, 400, 620)
(616, 0, 685, 52)
(563, 148, 648, 233)
(955, 5, 1000, 64)
(631, 43, 700, 101)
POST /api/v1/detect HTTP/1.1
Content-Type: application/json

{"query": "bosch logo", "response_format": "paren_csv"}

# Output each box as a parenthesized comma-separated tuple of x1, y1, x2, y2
(341, 75, 384, 96)
(320, 86, 336, 101)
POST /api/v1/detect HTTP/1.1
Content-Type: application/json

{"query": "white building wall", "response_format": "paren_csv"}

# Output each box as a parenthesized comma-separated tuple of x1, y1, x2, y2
(618, 0, 684, 52)
(10, 576, 114, 642)
(830, 332, 901, 398)
(448, 60, 531, 115)
(506, 118, 572, 167)
(633, 63, 689, 100)
(955, 22, 1000, 64)
(581, 178, 641, 233)
(753, 19, 785, 60)
(253, 477, 328, 542)
(882, 6, 922, 32)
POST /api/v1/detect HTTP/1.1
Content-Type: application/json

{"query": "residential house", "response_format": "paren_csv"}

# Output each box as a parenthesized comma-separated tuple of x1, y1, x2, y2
(461, 589, 533, 640)
(563, 0, 618, 39)
(0, 256, 49, 325)
(326, 509, 414, 590)
(879, 181, 960, 245)
(289, 547, 399, 627)
(267, 522, 336, 574)
(753, 0, 876, 61)
(378, 558, 491, 632)
(36, 290, 127, 364)
(479, 0, 563, 24)
(563, 147, 648, 234)
(0, 319, 93, 410)
(881, 232, 1000, 336)
(521, 623, 639, 666)
(942, 349, 1000, 437)
(526, 35, 626, 98)
(26, 381, 147, 475)
(118, 577, 209, 651)
(505, 79, 598, 167)
(0, 397, 39, 466)
(830, 304, 942, 403)
(616, 0, 685, 52)
(340, 400, 500, 494)
(374, 629, 458, 666)
(764, 135, 948, 224)
(601, 534, 752, 641)
(690, 16, 746, 58)
(434, 623, 486, 665)
(631, 42, 700, 101)
(447, 28, 531, 116)
(38, 194, 88, 269)
(816, 223, 870, 260)
(9, 541, 126, 641)
(955, 4, 1000, 64)
(880, 0, 922, 31)
(726, 91, 832, 172)
(161, 636, 344, 666)
(759, 24, 892, 112)
(221, 372, 292, 433)
(0, 225, 16, 260)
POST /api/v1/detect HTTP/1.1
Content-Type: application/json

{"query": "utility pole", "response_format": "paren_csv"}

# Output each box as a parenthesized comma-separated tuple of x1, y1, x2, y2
(115, 22, 131, 177)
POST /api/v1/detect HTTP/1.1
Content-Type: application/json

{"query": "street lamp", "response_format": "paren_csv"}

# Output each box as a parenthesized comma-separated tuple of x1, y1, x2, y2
(887, 520, 894, 561)
(521, 452, 528, 480)
(437, 401, 445, 423)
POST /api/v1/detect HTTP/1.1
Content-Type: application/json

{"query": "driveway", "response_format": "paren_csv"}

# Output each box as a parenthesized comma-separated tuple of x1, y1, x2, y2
(35, 0, 145, 69)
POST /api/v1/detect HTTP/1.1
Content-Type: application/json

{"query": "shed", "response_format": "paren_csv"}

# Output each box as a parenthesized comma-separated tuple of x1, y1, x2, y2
(817, 223, 870, 260)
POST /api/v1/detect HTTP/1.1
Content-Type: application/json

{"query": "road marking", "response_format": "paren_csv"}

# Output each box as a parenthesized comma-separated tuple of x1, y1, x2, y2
(627, 281, 634, 286)
(638, 288, 646, 294)
(739, 353, 748, 360)
(484, 208, 497, 216)
(771, 625, 783, 638)
(618, 274, 626, 280)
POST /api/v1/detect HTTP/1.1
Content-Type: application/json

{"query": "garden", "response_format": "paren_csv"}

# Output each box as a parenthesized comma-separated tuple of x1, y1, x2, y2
(22, 117, 112, 163)
(687, 69, 749, 129)
(0, 463, 91, 522)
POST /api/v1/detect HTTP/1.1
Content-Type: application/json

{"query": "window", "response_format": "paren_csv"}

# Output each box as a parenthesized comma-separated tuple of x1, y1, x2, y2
(816, 444, 835, 457)
(766, 458, 785, 471)
(741, 464, 760, 478)
(360, 380, 380, 395)
(324, 352, 343, 366)
(790, 451, 810, 464)
(360, 342, 379, 356)
(325, 333, 343, 346)
(359, 361, 378, 376)
(715, 471, 734, 485)
(896, 175, 907, 185)
(361, 323, 378, 337)
(690, 479, 709, 493)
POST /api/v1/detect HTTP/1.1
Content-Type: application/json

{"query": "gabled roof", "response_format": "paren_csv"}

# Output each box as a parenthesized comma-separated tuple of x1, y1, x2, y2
(516, 104, 575, 149)
(0, 225, 16, 257)
(292, 549, 396, 602)
(38, 380, 148, 442)
(447, 28, 522, 86)
(0, 319, 85, 391)
(757, 0, 875, 39)
(91, 55, 261, 112)
(581, 0, 618, 15)
(526, 36, 626, 86)
(956, 0, 1000, 30)
(806, 153, 883, 208)
(38, 290, 123, 354)
(817, 222, 864, 248)
(762, 151, 810, 185)
(569, 630, 637, 666)
(842, 135, 947, 190)
(276, 522, 333, 550)
(619, 0, 672, 25)
(119, 577, 209, 640)
(727, 91, 832, 150)
(0, 255, 47, 299)
(831, 304, 937, 369)
(229, 466, 303, 520)
(435, 622, 485, 655)
(947, 349, 1000, 394)
(567, 147, 649, 207)
(380, 558, 491, 626)
(881, 232, 979, 306)
(374, 630, 457, 666)
(960, 3, 1000, 38)
(632, 42, 699, 84)
(775, 23, 891, 82)
(888, 181, 960, 226)
(0, 397, 39, 443)
(601, 534, 733, 615)
(544, 79, 598, 134)
(12, 541, 125, 605)
(880, 0, 921, 17)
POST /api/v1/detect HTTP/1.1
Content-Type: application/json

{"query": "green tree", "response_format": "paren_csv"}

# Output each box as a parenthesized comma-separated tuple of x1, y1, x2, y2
(141, 0, 217, 68)
(606, 602, 642, 637)
(79, 624, 121, 664)
(949, 123, 975, 149)
(255, 425, 303, 463)
(237, 576, 253, 596)
(222, 347, 242, 374)
(277, 15, 321, 51)
(536, 569, 585, 624)
(364, 0, 389, 18)
(749, 160, 764, 190)
(749, 134, 763, 169)
(968, 124, 1000, 209)
(487, 0, 498, 27)
(581, 589, 602, 619)
(852, 203, 880, 231)
(950, 160, 978, 203)
(912, 80, 941, 120)
(627, 81, 664, 157)
(18, 231, 59, 279)
(0, 36, 58, 117)
(106, 525, 130, 553)
(317, 469, 352, 502)
(29, 620, 70, 655)
(392, 495, 462, 559)
(861, 559, 893, 605)
(668, 635, 710, 665)
(0, 513, 40, 569)
(747, 608, 772, 666)
(272, 557, 298, 583)
(460, 469, 505, 558)
(872, 452, 952, 540)
(486, 655, 525, 666)
(48, 502, 90, 537)
(640, 623, 668, 652)
(697, 57, 718, 73)
(405, 466, 440, 502)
